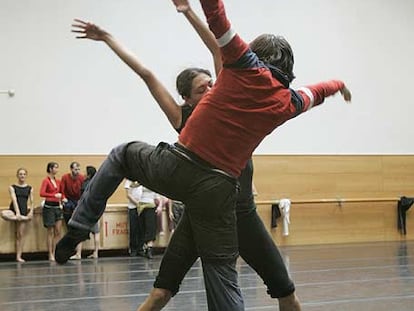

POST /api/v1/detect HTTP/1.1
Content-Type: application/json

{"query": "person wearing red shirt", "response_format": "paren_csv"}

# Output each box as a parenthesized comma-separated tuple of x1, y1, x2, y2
(67, 1, 302, 308)
(57, 0, 351, 310)
(60, 161, 85, 259)
(61, 162, 85, 224)
(40, 162, 64, 262)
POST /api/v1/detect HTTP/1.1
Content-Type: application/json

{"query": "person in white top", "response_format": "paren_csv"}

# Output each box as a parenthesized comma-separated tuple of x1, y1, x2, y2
(136, 185, 160, 259)
(124, 180, 142, 256)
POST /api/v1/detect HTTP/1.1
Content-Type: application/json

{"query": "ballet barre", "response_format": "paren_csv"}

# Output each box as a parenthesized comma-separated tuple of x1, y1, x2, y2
(0, 89, 15, 97)
(257, 197, 400, 206)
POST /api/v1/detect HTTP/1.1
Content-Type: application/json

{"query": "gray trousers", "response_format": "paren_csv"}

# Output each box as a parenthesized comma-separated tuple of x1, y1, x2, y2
(69, 141, 244, 311)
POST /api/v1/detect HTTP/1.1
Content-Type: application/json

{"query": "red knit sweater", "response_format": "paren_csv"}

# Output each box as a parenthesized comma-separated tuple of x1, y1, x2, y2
(179, 0, 344, 177)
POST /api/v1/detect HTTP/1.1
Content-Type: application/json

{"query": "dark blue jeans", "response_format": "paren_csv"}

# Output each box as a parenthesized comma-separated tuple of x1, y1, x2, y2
(69, 141, 244, 311)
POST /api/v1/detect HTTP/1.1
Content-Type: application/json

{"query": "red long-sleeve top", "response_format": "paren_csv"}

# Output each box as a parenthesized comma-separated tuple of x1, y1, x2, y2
(60, 173, 85, 201)
(40, 176, 63, 203)
(179, 0, 345, 177)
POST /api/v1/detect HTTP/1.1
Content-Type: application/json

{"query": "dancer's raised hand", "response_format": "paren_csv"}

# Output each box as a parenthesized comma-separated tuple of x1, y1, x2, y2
(71, 19, 109, 41)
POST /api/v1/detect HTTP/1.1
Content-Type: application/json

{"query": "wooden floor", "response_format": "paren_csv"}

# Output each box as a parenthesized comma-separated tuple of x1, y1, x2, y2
(1, 241, 414, 311)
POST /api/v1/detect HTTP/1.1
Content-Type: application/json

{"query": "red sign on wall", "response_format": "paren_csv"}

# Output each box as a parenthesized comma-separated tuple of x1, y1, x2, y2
(104, 221, 128, 237)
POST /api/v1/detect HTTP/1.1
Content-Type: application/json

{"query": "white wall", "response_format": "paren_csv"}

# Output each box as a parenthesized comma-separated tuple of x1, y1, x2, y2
(0, 0, 413, 154)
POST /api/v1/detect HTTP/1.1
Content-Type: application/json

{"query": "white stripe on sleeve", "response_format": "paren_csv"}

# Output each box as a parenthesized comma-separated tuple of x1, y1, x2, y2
(298, 87, 314, 110)
(217, 27, 236, 47)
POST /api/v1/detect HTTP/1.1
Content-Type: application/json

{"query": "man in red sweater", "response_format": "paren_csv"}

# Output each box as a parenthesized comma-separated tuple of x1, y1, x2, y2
(137, 1, 350, 310)
(57, 1, 351, 310)
(60, 161, 85, 259)
(61, 162, 85, 225)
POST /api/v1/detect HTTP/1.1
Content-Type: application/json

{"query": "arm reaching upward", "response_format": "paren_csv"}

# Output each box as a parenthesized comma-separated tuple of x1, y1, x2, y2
(198, 0, 249, 65)
(172, 0, 222, 76)
(71, 19, 183, 129)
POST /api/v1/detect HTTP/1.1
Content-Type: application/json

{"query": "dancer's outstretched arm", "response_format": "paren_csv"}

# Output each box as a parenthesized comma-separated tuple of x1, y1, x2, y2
(72, 10, 221, 129)
(197, 0, 352, 109)
(172, 0, 222, 76)
(71, 19, 182, 128)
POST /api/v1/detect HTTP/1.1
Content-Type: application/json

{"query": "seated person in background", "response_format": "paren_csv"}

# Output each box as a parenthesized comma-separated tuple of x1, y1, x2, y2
(1, 168, 34, 262)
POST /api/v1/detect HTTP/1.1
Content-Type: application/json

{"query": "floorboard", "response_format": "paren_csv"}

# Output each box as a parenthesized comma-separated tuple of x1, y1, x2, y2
(1, 241, 413, 311)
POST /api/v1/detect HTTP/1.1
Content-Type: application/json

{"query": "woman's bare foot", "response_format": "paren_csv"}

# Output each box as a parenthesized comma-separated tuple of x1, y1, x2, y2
(49, 255, 56, 262)
(87, 252, 98, 259)
(16, 258, 25, 263)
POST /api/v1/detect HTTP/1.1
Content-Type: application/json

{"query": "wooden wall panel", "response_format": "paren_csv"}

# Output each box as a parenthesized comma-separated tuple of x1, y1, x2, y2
(257, 201, 412, 246)
(3, 154, 411, 206)
(0, 207, 171, 254)
(1, 154, 414, 254)
(0, 155, 126, 207)
(252, 155, 414, 201)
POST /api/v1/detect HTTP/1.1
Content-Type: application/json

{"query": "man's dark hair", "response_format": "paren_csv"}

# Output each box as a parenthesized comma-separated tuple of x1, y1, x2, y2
(70, 161, 80, 169)
(250, 34, 295, 82)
